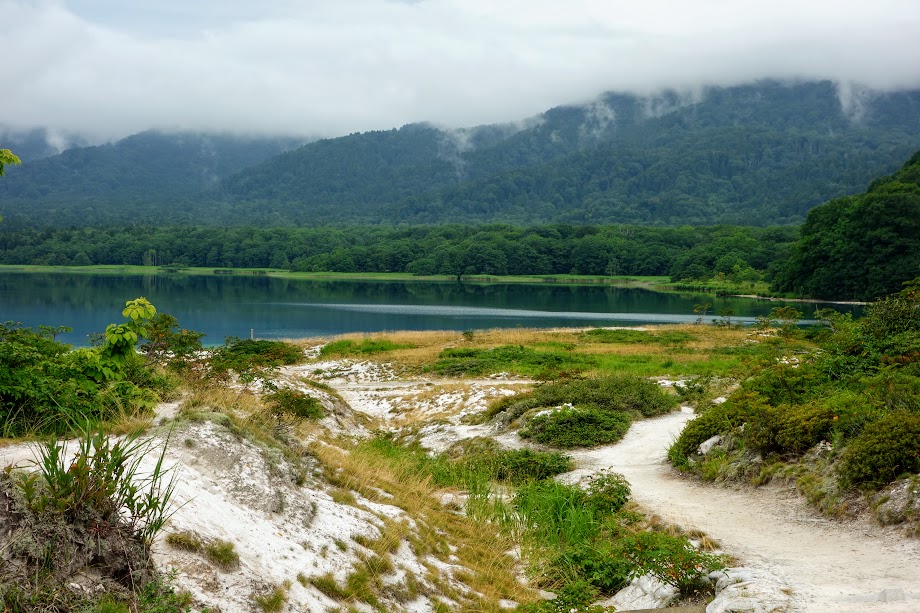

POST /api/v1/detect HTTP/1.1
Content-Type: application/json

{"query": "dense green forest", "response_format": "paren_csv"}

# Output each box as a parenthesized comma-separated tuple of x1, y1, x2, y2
(774, 151, 920, 300)
(0, 224, 796, 281)
(2, 81, 919, 227)
(0, 131, 304, 227)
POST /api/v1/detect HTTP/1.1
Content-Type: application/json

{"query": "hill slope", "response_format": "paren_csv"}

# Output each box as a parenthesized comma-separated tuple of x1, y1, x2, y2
(213, 80, 920, 226)
(773, 150, 920, 300)
(0, 131, 305, 226)
(3, 80, 920, 227)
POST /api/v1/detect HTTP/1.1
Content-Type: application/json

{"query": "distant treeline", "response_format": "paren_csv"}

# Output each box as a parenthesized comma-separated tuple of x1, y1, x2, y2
(0, 224, 798, 282)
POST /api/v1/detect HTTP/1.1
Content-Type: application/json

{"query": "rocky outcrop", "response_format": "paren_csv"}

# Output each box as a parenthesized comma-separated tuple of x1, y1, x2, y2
(706, 567, 794, 613)
(599, 573, 679, 610)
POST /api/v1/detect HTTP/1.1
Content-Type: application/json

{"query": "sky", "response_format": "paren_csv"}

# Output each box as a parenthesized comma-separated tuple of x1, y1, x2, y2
(3, 0, 920, 143)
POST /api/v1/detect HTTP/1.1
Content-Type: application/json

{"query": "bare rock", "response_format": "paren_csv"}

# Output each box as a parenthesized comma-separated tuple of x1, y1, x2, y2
(699, 435, 723, 456)
(872, 476, 919, 526)
(598, 574, 679, 610)
(706, 567, 794, 613)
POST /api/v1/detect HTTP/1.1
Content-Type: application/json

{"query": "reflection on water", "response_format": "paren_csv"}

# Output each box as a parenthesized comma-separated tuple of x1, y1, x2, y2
(0, 272, 861, 346)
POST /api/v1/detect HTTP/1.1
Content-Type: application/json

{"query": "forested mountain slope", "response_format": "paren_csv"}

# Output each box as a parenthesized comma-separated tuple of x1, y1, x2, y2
(2, 80, 919, 227)
(774, 150, 920, 300)
(0, 131, 305, 227)
(213, 80, 920, 226)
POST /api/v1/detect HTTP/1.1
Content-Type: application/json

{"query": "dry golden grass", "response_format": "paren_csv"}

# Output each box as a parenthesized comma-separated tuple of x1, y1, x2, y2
(301, 324, 759, 377)
(309, 438, 538, 610)
(180, 385, 264, 417)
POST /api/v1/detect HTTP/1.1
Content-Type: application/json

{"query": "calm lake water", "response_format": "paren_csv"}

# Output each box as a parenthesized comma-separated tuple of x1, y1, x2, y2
(0, 272, 861, 346)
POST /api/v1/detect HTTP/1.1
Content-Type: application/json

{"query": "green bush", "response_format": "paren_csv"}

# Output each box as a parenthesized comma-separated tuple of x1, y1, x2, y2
(517, 580, 607, 613)
(773, 402, 836, 455)
(582, 329, 694, 346)
(490, 373, 677, 423)
(209, 338, 303, 383)
(617, 531, 723, 594)
(487, 449, 574, 483)
(584, 471, 631, 517)
(264, 388, 323, 419)
(1, 299, 163, 436)
(548, 543, 631, 594)
(320, 338, 413, 356)
(839, 412, 920, 488)
(667, 393, 766, 467)
(428, 345, 595, 377)
(520, 407, 632, 448)
(741, 363, 821, 406)
(140, 313, 206, 373)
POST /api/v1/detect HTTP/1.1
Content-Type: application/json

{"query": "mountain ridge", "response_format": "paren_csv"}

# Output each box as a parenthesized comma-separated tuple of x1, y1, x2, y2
(2, 80, 919, 227)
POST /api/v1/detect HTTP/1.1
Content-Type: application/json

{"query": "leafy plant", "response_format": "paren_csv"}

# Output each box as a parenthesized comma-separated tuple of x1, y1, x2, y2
(0, 298, 164, 436)
(617, 531, 723, 594)
(520, 407, 632, 448)
(264, 388, 323, 419)
(20, 424, 178, 545)
(428, 345, 595, 377)
(209, 338, 304, 387)
(320, 338, 413, 356)
(584, 470, 631, 516)
(517, 580, 609, 612)
(140, 313, 206, 374)
(839, 412, 920, 488)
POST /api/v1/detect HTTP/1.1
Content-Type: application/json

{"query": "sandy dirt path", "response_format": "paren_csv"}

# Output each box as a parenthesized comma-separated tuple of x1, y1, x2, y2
(562, 407, 920, 613)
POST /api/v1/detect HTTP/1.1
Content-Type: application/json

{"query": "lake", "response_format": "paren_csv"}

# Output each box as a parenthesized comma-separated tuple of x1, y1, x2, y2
(0, 272, 861, 346)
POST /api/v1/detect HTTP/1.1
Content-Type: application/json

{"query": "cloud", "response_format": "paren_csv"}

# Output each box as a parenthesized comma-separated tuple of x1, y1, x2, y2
(2, 0, 920, 142)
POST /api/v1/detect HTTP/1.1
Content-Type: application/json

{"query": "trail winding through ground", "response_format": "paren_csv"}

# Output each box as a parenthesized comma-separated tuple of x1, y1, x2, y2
(563, 407, 920, 613)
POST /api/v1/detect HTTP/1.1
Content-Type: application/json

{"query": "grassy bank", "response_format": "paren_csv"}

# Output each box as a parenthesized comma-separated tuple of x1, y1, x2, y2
(0, 264, 669, 287)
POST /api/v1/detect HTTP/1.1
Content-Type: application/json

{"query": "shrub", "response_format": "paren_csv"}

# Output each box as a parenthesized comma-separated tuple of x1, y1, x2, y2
(264, 388, 323, 419)
(617, 531, 723, 594)
(773, 402, 836, 455)
(320, 338, 413, 356)
(491, 373, 677, 423)
(582, 329, 694, 346)
(140, 313, 206, 373)
(517, 579, 608, 612)
(1, 299, 163, 436)
(520, 407, 632, 448)
(209, 338, 303, 385)
(487, 449, 574, 483)
(428, 345, 595, 377)
(839, 412, 920, 488)
(667, 393, 766, 467)
(584, 471, 631, 517)
(548, 543, 631, 594)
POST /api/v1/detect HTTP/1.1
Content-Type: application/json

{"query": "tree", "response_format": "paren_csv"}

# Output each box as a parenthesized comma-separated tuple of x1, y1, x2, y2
(0, 148, 21, 175)
(0, 148, 21, 222)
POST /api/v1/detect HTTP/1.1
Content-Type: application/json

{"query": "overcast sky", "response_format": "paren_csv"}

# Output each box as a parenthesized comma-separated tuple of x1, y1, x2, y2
(3, 0, 920, 142)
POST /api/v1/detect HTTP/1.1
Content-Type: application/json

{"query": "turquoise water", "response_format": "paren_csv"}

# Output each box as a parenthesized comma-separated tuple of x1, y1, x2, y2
(0, 272, 860, 346)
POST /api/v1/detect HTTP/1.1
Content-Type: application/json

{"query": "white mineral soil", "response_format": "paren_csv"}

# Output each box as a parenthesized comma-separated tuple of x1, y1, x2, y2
(3, 358, 920, 613)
